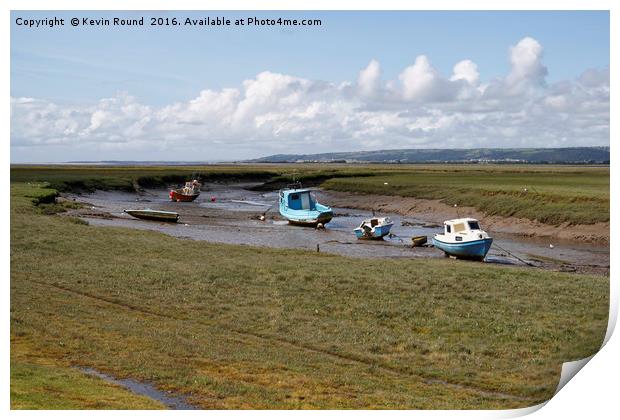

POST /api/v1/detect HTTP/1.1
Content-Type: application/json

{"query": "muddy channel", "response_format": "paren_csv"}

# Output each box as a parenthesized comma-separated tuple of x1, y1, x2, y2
(81, 368, 196, 409)
(65, 183, 609, 276)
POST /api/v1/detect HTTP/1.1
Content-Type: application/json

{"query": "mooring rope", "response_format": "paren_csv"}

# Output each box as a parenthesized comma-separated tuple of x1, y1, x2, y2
(492, 242, 537, 267)
(261, 200, 278, 216)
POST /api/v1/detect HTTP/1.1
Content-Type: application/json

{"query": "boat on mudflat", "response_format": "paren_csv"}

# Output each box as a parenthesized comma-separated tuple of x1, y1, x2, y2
(411, 235, 428, 247)
(124, 209, 179, 223)
(354, 217, 393, 239)
(432, 218, 493, 261)
(169, 180, 201, 202)
(278, 183, 333, 226)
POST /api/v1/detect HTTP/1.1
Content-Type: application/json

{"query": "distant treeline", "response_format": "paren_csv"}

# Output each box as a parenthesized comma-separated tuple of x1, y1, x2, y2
(249, 147, 610, 164)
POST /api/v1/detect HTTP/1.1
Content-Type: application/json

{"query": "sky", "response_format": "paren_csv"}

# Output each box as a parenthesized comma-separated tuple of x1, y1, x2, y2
(10, 10, 610, 162)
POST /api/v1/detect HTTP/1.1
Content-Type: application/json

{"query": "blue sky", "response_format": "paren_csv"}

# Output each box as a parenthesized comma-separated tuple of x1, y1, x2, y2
(11, 11, 609, 106)
(10, 11, 610, 162)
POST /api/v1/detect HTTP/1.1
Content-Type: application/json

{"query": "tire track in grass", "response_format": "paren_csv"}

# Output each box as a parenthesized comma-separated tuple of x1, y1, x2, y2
(31, 279, 535, 403)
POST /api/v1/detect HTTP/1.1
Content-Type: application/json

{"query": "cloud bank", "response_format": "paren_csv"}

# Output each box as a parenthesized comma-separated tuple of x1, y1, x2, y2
(11, 37, 609, 161)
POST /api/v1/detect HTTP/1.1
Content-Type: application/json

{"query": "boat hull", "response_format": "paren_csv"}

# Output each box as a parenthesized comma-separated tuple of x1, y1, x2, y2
(411, 235, 428, 247)
(169, 190, 200, 202)
(432, 237, 493, 260)
(354, 223, 393, 239)
(285, 211, 334, 226)
(124, 210, 179, 223)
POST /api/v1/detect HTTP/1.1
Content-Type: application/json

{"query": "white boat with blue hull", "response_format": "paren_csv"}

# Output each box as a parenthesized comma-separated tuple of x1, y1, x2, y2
(432, 218, 493, 261)
(278, 183, 333, 226)
(354, 217, 393, 240)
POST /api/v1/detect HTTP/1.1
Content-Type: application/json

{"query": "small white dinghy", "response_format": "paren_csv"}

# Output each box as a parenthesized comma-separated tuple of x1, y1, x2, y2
(354, 217, 394, 240)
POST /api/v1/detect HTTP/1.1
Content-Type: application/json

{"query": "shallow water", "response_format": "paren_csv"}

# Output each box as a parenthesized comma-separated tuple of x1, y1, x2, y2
(68, 184, 609, 274)
(81, 368, 196, 410)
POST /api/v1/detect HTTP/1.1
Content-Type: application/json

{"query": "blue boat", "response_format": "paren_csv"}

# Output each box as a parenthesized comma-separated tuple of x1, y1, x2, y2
(278, 183, 333, 226)
(354, 217, 393, 239)
(432, 218, 493, 261)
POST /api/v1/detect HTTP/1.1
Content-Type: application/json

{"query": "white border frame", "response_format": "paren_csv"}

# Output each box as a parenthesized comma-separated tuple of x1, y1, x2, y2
(3, 2, 616, 419)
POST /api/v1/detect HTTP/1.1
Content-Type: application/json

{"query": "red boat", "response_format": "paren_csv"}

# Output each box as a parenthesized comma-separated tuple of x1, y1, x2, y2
(169, 180, 201, 202)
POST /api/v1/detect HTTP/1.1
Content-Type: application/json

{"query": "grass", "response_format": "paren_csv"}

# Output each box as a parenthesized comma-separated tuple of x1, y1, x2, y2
(10, 182, 609, 409)
(10, 165, 279, 192)
(322, 166, 609, 225)
(9, 164, 374, 193)
(11, 358, 165, 409)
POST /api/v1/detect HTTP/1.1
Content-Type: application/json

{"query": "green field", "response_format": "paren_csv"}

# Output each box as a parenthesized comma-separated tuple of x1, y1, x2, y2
(11, 164, 609, 225)
(10, 182, 609, 409)
(9, 164, 376, 193)
(11, 361, 165, 409)
(322, 166, 609, 225)
(10, 165, 280, 192)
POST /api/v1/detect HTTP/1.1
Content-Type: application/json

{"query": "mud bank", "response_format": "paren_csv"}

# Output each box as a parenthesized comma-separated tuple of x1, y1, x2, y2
(322, 190, 609, 245)
(63, 183, 609, 276)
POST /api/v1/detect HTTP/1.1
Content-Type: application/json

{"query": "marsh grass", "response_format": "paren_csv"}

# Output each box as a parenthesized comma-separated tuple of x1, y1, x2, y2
(10, 182, 608, 409)
(10, 166, 279, 192)
(10, 165, 371, 193)
(322, 167, 609, 225)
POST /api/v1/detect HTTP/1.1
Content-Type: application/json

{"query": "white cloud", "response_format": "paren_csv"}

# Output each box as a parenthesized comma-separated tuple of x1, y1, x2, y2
(505, 36, 548, 92)
(450, 60, 480, 86)
(544, 95, 568, 110)
(357, 59, 381, 97)
(398, 55, 452, 101)
(578, 67, 609, 88)
(10, 37, 609, 162)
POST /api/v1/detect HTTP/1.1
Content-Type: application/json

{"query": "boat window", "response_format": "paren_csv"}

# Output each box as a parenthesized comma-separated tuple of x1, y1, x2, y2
(453, 222, 466, 233)
(300, 192, 312, 210)
(455, 236, 463, 241)
(446, 225, 451, 233)
(291, 193, 299, 200)
(468, 221, 481, 230)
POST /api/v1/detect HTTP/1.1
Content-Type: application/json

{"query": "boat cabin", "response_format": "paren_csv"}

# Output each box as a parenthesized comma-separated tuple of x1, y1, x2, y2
(181, 180, 201, 194)
(281, 189, 317, 211)
(365, 218, 380, 228)
(442, 218, 488, 240)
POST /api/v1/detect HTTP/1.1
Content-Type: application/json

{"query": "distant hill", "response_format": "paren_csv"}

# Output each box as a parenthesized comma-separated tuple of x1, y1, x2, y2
(249, 147, 610, 164)
(63, 161, 217, 166)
